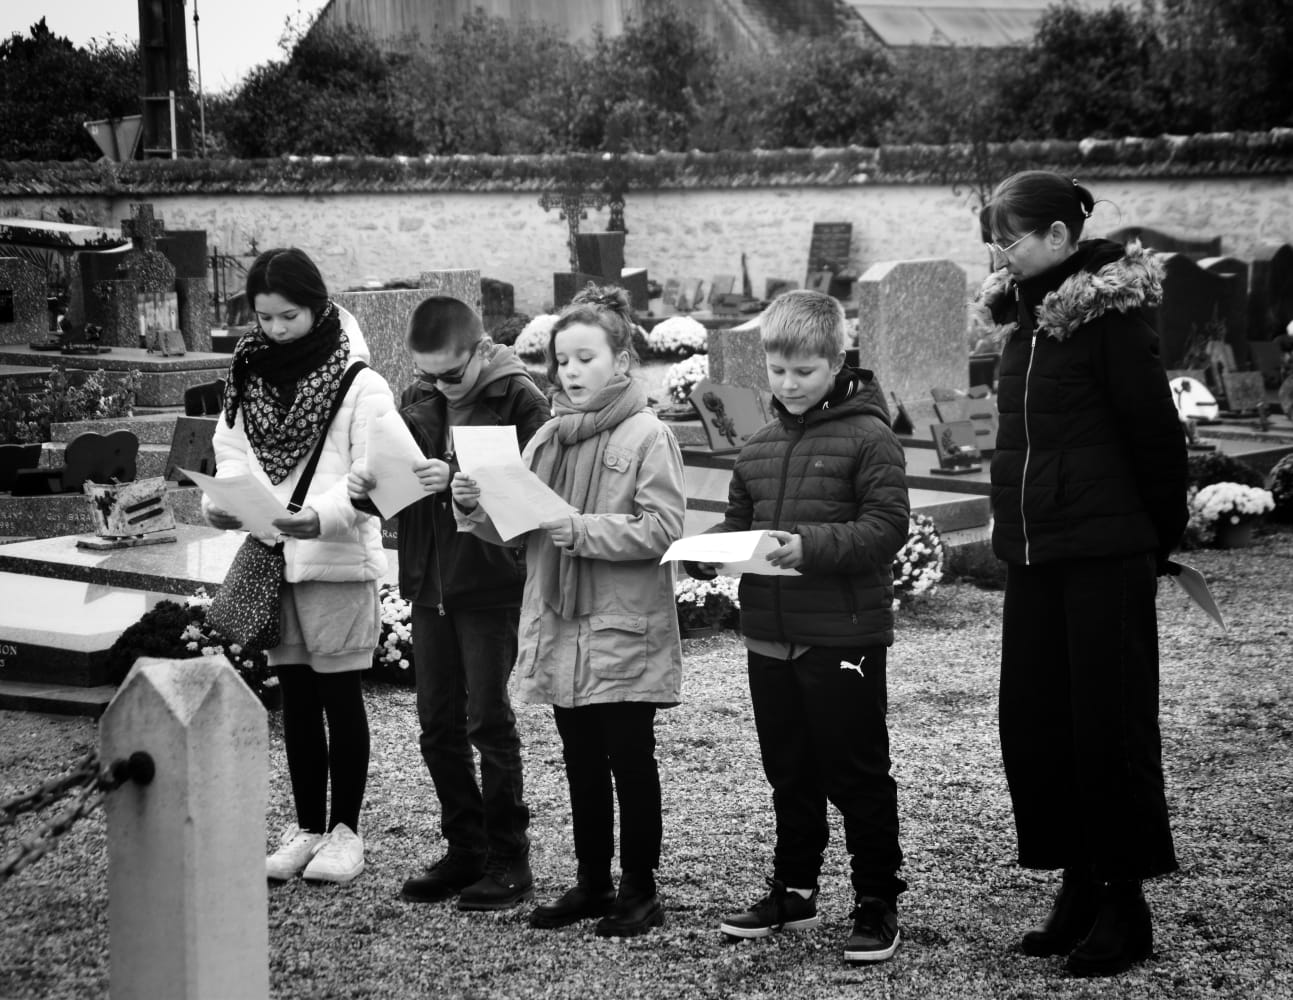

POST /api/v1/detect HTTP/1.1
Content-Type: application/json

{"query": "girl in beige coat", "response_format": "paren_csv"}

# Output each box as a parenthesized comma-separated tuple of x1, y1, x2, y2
(452, 285, 685, 939)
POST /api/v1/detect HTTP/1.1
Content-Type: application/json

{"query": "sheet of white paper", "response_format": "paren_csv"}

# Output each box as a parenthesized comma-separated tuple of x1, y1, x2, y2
(181, 468, 289, 538)
(452, 425, 576, 541)
(660, 530, 800, 576)
(364, 409, 428, 519)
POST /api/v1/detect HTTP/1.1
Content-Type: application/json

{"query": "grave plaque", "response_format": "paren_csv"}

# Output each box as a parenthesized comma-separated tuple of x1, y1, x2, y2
(932, 385, 998, 451)
(687, 379, 771, 454)
(165, 416, 218, 483)
(81, 476, 177, 548)
(1220, 371, 1266, 415)
(807, 223, 853, 282)
(575, 232, 625, 281)
(930, 420, 982, 474)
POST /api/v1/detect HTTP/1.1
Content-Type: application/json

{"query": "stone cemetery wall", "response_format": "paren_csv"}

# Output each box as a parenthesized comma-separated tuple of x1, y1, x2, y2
(4, 159, 1291, 320)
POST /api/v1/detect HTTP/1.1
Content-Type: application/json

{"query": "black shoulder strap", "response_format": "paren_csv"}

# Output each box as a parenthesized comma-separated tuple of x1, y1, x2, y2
(287, 361, 368, 513)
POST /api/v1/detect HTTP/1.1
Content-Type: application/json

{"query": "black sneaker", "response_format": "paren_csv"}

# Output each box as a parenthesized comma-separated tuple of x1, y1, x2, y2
(720, 878, 821, 939)
(457, 852, 535, 911)
(401, 851, 485, 903)
(844, 896, 900, 963)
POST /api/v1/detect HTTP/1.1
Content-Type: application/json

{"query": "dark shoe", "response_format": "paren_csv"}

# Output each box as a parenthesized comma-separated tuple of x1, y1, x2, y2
(595, 871, 665, 938)
(844, 896, 900, 963)
(457, 851, 535, 911)
(720, 878, 820, 940)
(1066, 880, 1153, 977)
(530, 867, 616, 929)
(401, 850, 486, 903)
(1021, 867, 1099, 957)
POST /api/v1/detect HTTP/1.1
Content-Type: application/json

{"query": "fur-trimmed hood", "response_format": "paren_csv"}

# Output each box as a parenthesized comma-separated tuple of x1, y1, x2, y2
(974, 239, 1164, 345)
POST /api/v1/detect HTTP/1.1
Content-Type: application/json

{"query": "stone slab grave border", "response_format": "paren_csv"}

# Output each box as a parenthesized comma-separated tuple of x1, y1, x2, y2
(0, 344, 228, 407)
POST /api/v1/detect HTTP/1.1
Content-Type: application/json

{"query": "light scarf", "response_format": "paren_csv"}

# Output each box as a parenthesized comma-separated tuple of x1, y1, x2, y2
(530, 374, 649, 619)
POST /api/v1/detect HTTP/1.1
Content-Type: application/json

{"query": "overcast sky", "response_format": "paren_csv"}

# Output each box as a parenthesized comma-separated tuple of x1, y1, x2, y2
(2, 0, 331, 93)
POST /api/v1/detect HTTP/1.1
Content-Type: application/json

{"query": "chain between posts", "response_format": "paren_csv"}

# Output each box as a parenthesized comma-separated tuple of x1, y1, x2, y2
(0, 751, 155, 886)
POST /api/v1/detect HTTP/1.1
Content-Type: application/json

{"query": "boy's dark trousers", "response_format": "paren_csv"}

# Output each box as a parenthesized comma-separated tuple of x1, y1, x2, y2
(552, 702, 661, 873)
(999, 554, 1177, 880)
(411, 603, 530, 860)
(747, 645, 905, 905)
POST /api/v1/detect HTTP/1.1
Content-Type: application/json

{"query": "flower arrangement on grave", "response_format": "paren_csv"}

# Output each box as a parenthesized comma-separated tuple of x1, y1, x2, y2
(1266, 453, 1293, 523)
(514, 313, 557, 363)
(665, 353, 709, 406)
(372, 582, 415, 684)
(1187, 481, 1274, 545)
(0, 366, 140, 445)
(644, 315, 708, 360)
(104, 593, 276, 706)
(674, 574, 741, 632)
(892, 513, 946, 603)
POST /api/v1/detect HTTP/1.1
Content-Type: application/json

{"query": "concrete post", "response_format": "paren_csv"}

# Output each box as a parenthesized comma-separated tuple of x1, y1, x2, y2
(100, 655, 269, 1000)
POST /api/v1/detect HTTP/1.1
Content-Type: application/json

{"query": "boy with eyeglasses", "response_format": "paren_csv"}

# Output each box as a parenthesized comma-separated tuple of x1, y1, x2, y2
(348, 296, 549, 910)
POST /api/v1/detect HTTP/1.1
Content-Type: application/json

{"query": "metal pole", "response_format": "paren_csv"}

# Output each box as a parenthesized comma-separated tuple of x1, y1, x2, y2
(193, 0, 207, 157)
(168, 90, 178, 159)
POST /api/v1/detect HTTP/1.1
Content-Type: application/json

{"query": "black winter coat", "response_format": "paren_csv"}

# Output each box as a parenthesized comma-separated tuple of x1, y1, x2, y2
(710, 368, 909, 648)
(391, 371, 549, 609)
(981, 239, 1188, 567)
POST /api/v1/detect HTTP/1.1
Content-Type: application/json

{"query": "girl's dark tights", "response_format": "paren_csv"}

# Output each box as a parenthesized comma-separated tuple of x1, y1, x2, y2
(275, 664, 370, 834)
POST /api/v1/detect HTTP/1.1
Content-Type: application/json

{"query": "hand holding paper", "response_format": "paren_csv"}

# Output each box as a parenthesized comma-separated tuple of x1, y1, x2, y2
(181, 468, 289, 538)
(452, 425, 576, 541)
(660, 530, 801, 576)
(1163, 559, 1227, 632)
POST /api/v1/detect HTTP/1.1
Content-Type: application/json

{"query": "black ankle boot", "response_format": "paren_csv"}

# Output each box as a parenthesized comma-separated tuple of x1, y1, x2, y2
(1066, 880, 1153, 977)
(1021, 867, 1099, 957)
(595, 870, 664, 938)
(529, 865, 615, 929)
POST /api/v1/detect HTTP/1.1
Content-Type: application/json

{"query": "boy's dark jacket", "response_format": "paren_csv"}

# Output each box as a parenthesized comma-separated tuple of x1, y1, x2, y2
(358, 350, 549, 609)
(978, 239, 1188, 567)
(703, 367, 909, 648)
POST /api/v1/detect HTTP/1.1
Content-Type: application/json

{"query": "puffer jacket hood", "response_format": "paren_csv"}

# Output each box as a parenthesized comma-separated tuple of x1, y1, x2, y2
(976, 239, 1163, 344)
(770, 366, 894, 429)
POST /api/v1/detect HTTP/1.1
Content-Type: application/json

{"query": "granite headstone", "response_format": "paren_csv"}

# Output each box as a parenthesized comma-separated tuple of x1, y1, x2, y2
(0, 257, 47, 345)
(855, 259, 967, 425)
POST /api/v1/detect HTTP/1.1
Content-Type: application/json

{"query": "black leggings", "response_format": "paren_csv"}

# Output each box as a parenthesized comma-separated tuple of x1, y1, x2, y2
(276, 664, 370, 834)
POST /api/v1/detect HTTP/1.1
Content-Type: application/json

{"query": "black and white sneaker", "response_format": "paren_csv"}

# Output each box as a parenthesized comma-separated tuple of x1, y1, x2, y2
(720, 878, 821, 939)
(844, 896, 900, 963)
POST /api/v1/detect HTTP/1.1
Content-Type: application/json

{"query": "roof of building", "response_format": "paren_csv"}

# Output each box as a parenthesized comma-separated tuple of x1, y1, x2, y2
(843, 0, 1122, 46)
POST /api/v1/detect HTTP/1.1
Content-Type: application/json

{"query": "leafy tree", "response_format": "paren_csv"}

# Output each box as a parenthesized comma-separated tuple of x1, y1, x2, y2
(217, 26, 416, 157)
(395, 11, 578, 155)
(0, 18, 139, 161)
(998, 3, 1168, 140)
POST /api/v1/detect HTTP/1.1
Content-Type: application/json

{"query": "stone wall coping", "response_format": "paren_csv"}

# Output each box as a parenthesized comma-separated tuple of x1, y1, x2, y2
(3, 129, 1292, 196)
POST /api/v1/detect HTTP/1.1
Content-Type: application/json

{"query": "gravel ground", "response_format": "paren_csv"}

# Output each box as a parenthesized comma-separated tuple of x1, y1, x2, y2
(2, 525, 1290, 1000)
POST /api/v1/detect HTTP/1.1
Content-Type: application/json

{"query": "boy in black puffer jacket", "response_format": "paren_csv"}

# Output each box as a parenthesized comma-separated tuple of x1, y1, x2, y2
(689, 289, 910, 964)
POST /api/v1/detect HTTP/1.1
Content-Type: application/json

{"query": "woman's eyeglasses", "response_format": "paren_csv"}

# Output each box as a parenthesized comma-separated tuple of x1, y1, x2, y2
(985, 230, 1036, 255)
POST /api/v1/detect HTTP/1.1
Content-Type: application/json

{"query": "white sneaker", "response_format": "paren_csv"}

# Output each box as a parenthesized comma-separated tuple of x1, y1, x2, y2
(302, 823, 365, 884)
(266, 824, 324, 881)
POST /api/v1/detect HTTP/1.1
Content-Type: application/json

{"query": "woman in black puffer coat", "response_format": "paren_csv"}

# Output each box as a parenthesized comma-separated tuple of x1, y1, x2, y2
(976, 171, 1188, 978)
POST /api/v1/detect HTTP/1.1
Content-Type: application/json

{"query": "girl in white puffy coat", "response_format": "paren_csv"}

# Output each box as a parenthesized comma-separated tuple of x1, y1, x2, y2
(205, 248, 393, 885)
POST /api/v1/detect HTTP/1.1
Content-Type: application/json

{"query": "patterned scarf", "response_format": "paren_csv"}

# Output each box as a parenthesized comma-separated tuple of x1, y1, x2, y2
(222, 301, 350, 484)
(530, 374, 650, 620)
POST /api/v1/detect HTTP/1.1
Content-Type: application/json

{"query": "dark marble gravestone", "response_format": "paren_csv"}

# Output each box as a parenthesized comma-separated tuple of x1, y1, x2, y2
(11, 429, 139, 496)
(1109, 225, 1222, 260)
(0, 257, 47, 346)
(1247, 242, 1293, 342)
(1199, 256, 1252, 368)
(1149, 253, 1233, 370)
(0, 443, 42, 492)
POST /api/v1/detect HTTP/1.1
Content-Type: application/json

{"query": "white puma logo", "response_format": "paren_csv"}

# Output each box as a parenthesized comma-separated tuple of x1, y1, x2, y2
(839, 655, 865, 677)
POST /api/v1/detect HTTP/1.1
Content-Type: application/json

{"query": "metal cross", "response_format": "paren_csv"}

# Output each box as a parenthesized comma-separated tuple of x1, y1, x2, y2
(539, 188, 608, 272)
